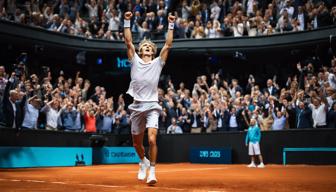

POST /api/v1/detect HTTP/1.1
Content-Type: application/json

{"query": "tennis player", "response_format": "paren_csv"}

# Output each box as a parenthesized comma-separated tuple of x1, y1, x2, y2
(123, 11, 175, 184)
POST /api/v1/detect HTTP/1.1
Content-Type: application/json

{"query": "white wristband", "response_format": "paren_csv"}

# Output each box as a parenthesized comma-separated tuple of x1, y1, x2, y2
(168, 22, 174, 30)
(124, 20, 131, 28)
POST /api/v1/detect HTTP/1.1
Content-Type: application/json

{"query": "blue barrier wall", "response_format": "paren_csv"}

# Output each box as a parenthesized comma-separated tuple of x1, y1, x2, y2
(0, 147, 92, 168)
(93, 147, 140, 164)
(189, 147, 232, 164)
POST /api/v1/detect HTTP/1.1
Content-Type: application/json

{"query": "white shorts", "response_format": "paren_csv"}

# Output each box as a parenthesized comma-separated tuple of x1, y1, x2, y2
(248, 142, 261, 155)
(128, 101, 161, 135)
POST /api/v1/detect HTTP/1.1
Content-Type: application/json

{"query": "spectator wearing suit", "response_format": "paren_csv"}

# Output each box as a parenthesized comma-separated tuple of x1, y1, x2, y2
(331, 6, 336, 25)
(2, 75, 25, 130)
(316, 2, 332, 28)
(327, 102, 336, 128)
(213, 104, 229, 132)
(177, 107, 191, 133)
(190, 108, 202, 133)
(264, 79, 279, 96)
(0, 66, 8, 123)
(296, 101, 313, 128)
(228, 107, 242, 131)
(293, 6, 308, 31)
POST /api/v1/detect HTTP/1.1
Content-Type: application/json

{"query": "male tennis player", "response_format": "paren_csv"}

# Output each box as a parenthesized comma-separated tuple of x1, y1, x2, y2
(123, 11, 175, 185)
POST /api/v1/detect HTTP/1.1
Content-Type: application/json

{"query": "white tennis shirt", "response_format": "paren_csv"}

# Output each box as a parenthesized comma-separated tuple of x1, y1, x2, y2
(127, 53, 164, 102)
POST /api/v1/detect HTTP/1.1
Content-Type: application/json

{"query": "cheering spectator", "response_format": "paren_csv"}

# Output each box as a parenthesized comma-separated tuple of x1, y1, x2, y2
(21, 95, 41, 129)
(2, 74, 25, 129)
(310, 97, 328, 128)
(167, 117, 183, 134)
(60, 101, 78, 131)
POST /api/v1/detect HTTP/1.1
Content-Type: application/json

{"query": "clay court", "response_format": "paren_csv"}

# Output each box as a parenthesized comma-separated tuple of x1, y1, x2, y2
(1, 163, 336, 192)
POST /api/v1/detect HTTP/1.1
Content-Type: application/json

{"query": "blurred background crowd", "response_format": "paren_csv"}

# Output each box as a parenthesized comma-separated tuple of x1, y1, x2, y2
(1, 51, 335, 134)
(0, 0, 335, 40)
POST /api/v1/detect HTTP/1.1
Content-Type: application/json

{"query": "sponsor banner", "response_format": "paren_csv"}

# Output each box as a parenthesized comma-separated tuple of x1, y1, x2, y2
(93, 147, 140, 164)
(189, 147, 232, 164)
(0, 147, 92, 168)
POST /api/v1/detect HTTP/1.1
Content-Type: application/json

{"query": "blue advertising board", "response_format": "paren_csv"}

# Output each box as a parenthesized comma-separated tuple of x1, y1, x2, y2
(189, 147, 232, 164)
(93, 147, 140, 164)
(0, 147, 92, 168)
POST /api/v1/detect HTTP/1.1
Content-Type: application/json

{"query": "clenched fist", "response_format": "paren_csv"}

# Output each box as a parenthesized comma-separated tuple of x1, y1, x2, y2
(168, 15, 176, 23)
(124, 11, 133, 20)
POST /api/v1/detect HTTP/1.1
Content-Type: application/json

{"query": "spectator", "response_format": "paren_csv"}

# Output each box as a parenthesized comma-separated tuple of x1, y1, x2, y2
(264, 79, 279, 96)
(60, 101, 78, 131)
(85, 0, 98, 20)
(166, 117, 183, 134)
(271, 106, 288, 130)
(1, 0, 335, 40)
(83, 107, 97, 133)
(228, 107, 241, 131)
(2, 75, 25, 129)
(21, 95, 41, 129)
(177, 107, 191, 133)
(41, 99, 63, 131)
(190, 108, 202, 133)
(0, 66, 7, 122)
(310, 97, 328, 128)
(107, 9, 120, 40)
(327, 102, 336, 128)
(294, 101, 312, 129)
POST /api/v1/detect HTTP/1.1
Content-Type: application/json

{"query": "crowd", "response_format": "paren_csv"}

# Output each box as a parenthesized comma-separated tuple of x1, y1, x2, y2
(0, 0, 335, 40)
(0, 60, 129, 134)
(0, 52, 336, 134)
(157, 57, 336, 134)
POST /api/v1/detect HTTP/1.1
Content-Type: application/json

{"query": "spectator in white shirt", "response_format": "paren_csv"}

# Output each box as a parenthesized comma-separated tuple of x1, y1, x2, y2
(85, 0, 98, 19)
(310, 97, 328, 128)
(279, 0, 294, 18)
(22, 95, 41, 129)
(41, 99, 63, 131)
(167, 117, 183, 134)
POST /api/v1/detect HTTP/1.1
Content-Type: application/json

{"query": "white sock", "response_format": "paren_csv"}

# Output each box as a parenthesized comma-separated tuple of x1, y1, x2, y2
(149, 166, 155, 173)
(141, 157, 148, 164)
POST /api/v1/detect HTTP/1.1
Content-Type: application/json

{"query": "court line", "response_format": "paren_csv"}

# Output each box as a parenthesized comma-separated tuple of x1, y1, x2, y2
(10, 179, 21, 182)
(25, 180, 46, 183)
(0, 178, 188, 191)
(128, 167, 229, 173)
(79, 183, 126, 188)
(50, 181, 67, 184)
(144, 186, 185, 191)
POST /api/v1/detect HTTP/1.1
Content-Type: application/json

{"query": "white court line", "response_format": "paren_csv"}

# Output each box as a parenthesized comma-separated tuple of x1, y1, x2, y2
(50, 181, 67, 184)
(129, 167, 229, 173)
(208, 191, 227, 192)
(80, 183, 126, 188)
(25, 180, 46, 183)
(144, 186, 185, 191)
(10, 179, 21, 182)
(2, 178, 189, 191)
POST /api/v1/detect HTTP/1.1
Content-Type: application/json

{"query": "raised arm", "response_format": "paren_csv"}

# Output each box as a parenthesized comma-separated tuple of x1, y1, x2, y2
(159, 14, 176, 63)
(124, 11, 135, 60)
